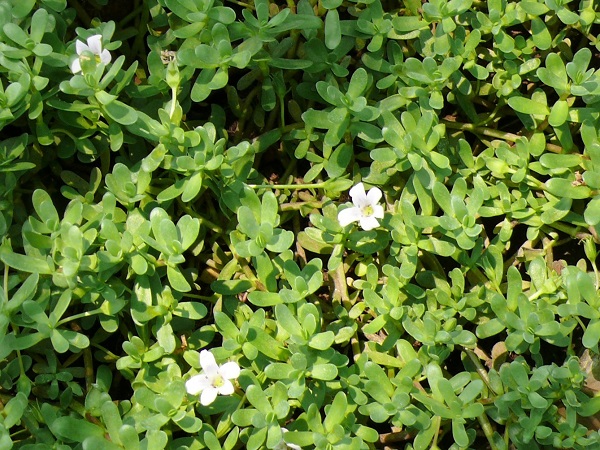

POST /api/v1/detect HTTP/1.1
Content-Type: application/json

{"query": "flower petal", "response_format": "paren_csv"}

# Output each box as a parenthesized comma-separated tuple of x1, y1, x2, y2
(359, 215, 380, 231)
(75, 40, 88, 55)
(372, 204, 385, 219)
(70, 58, 82, 73)
(185, 374, 210, 395)
(200, 386, 219, 406)
(217, 379, 235, 395)
(100, 49, 112, 64)
(349, 183, 368, 207)
(86, 35, 103, 55)
(199, 350, 219, 377)
(219, 361, 241, 380)
(338, 207, 362, 227)
(366, 187, 382, 205)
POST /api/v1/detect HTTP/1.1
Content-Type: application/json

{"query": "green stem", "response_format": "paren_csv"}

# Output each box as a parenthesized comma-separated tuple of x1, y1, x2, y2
(236, 86, 260, 140)
(545, 221, 583, 238)
(130, 4, 149, 63)
(477, 413, 501, 450)
(68, 0, 92, 27)
(83, 347, 94, 393)
(92, 342, 120, 361)
(6, 267, 26, 378)
(419, 250, 446, 277)
(442, 120, 563, 153)
(280, 201, 323, 211)
(331, 260, 350, 307)
(592, 260, 599, 290)
(170, 87, 177, 120)
(331, 256, 362, 360)
(248, 181, 326, 190)
(118, 3, 144, 28)
(177, 199, 224, 234)
(225, 0, 253, 8)
(3, 264, 7, 308)
(465, 349, 498, 395)
(523, 174, 546, 190)
(182, 293, 219, 303)
(228, 245, 266, 291)
(57, 307, 103, 327)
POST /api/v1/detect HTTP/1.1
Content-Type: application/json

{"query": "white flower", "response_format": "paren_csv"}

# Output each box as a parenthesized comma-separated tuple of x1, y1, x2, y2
(185, 350, 240, 406)
(337, 182, 384, 231)
(273, 428, 301, 450)
(71, 34, 111, 73)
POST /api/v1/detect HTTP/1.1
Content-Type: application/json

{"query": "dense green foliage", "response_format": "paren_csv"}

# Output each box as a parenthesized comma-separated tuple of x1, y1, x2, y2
(1, 0, 600, 449)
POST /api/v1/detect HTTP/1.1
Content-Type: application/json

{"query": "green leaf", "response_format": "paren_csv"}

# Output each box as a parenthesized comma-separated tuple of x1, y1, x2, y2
(102, 98, 138, 125)
(101, 401, 124, 446)
(583, 319, 600, 348)
(452, 420, 469, 448)
(540, 197, 572, 224)
(214, 311, 240, 338)
(261, 191, 279, 227)
(32, 189, 59, 230)
(49, 290, 72, 325)
(7, 273, 39, 312)
(347, 68, 368, 99)
(266, 229, 294, 253)
(177, 215, 200, 250)
(167, 266, 191, 292)
(52, 416, 105, 442)
(308, 331, 335, 350)
(247, 327, 290, 360)
(567, 48, 592, 83)
(507, 96, 549, 116)
(275, 304, 303, 336)
(548, 100, 569, 127)
(237, 206, 260, 238)
(476, 318, 505, 338)
(545, 178, 591, 199)
(539, 153, 582, 169)
(247, 291, 282, 307)
(264, 363, 295, 379)
(232, 409, 259, 428)
(145, 430, 168, 450)
(0, 250, 53, 274)
(311, 363, 338, 380)
(62, 329, 90, 350)
(324, 392, 347, 430)
(246, 385, 272, 414)
(364, 362, 394, 397)
(584, 197, 600, 225)
(12, 0, 36, 17)
(530, 17, 551, 50)
(537, 54, 568, 94)
(211, 280, 253, 295)
(324, 9, 341, 50)
(325, 143, 352, 178)
(174, 302, 208, 319)
(82, 436, 122, 450)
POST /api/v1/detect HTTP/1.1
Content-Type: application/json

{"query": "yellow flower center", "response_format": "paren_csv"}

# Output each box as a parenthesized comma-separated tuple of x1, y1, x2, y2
(212, 374, 225, 388)
(362, 205, 374, 216)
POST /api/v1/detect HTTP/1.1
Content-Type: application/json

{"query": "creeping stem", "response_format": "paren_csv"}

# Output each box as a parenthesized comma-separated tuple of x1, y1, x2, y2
(441, 120, 563, 154)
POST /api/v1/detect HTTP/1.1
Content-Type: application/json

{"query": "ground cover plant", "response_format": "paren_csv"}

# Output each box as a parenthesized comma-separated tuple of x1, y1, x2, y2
(1, 0, 600, 448)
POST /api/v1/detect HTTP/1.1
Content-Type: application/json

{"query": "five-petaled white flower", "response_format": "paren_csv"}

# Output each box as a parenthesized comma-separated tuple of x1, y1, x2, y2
(71, 34, 111, 74)
(337, 182, 384, 231)
(185, 350, 240, 406)
(273, 428, 301, 450)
